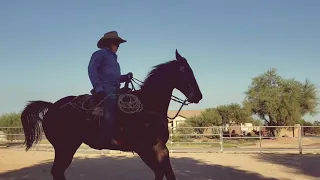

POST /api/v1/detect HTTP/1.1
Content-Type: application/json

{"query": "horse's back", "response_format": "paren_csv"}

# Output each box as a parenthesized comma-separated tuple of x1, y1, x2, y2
(54, 95, 78, 106)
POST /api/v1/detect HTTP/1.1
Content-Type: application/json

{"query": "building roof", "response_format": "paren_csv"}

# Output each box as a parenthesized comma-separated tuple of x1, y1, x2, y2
(167, 109, 204, 119)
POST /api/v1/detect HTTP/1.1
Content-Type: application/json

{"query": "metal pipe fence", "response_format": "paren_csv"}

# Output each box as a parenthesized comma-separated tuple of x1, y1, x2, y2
(1, 125, 320, 154)
(168, 125, 320, 154)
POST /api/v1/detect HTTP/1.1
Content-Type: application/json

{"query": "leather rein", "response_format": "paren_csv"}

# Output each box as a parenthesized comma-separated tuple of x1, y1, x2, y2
(124, 77, 190, 120)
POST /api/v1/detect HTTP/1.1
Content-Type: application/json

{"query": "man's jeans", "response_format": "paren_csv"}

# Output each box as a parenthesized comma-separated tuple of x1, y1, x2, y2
(101, 86, 118, 140)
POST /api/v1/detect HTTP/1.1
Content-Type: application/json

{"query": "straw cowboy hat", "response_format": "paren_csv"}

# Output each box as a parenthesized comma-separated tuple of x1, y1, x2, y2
(97, 31, 127, 48)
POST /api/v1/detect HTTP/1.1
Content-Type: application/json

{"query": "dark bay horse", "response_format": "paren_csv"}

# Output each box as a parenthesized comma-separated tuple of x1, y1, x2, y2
(20, 50, 203, 180)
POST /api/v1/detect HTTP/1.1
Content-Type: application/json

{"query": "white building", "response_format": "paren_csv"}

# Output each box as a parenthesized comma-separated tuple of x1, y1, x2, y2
(167, 110, 204, 128)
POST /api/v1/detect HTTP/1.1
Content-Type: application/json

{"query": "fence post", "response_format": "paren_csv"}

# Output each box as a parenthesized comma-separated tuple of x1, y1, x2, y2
(220, 126, 223, 153)
(259, 126, 262, 154)
(296, 124, 302, 154)
(169, 125, 173, 153)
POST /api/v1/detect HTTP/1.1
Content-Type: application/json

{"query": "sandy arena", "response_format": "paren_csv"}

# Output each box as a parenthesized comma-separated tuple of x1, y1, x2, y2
(0, 148, 319, 180)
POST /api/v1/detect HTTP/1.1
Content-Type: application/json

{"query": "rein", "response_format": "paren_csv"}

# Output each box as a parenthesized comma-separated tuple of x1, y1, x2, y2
(128, 77, 190, 120)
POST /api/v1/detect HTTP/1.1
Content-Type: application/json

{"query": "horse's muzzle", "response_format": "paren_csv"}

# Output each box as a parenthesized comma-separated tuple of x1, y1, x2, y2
(188, 92, 202, 104)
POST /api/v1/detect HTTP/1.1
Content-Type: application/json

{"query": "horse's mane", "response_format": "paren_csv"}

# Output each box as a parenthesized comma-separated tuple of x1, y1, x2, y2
(140, 60, 177, 90)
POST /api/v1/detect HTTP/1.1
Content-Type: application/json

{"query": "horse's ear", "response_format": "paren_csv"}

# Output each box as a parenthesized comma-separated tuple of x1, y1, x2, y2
(175, 49, 183, 61)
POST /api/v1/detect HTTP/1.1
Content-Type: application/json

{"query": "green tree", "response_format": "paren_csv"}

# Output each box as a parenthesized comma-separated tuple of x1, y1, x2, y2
(299, 119, 313, 135)
(185, 108, 222, 134)
(0, 112, 22, 127)
(198, 108, 223, 126)
(313, 121, 320, 126)
(0, 112, 23, 141)
(216, 103, 250, 125)
(246, 117, 263, 126)
(299, 79, 319, 116)
(244, 68, 319, 136)
(311, 121, 320, 135)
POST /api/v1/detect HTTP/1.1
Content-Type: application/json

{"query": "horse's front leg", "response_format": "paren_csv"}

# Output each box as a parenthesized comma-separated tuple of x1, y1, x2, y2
(137, 142, 176, 180)
(154, 142, 176, 180)
(137, 148, 164, 180)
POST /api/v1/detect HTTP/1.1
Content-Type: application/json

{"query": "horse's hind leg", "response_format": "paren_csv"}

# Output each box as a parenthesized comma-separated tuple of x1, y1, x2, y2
(51, 143, 81, 180)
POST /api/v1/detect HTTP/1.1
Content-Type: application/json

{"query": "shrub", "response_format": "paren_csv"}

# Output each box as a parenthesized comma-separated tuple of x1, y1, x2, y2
(0, 112, 23, 141)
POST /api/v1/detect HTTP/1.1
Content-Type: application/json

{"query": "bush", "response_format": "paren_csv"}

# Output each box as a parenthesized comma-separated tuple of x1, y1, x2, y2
(0, 112, 22, 127)
(0, 112, 23, 141)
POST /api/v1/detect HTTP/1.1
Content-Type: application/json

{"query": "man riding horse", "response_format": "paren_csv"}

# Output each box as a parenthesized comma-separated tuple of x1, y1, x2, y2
(20, 31, 203, 179)
(88, 31, 133, 145)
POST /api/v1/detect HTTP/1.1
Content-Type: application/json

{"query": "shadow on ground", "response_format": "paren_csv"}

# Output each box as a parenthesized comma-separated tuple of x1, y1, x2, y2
(0, 154, 277, 180)
(255, 154, 320, 178)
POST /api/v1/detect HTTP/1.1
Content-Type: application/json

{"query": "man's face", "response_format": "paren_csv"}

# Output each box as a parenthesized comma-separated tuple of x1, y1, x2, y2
(111, 43, 119, 53)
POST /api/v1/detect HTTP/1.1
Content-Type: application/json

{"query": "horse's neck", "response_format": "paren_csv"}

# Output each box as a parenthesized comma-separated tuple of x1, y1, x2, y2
(138, 66, 175, 119)
(140, 86, 173, 116)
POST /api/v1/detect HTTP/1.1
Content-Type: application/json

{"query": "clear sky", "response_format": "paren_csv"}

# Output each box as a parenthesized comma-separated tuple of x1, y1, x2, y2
(1, 1, 319, 121)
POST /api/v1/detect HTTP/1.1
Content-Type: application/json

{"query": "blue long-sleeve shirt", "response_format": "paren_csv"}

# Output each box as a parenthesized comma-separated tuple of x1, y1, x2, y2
(88, 48, 128, 93)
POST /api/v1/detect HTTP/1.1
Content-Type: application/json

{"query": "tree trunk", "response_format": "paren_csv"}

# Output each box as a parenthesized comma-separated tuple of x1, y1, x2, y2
(268, 116, 276, 137)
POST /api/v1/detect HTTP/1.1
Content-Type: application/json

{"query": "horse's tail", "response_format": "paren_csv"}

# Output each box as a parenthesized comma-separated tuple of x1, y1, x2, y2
(21, 101, 53, 151)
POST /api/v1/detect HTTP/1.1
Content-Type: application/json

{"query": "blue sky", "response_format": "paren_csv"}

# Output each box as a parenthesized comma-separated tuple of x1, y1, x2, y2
(1, 0, 319, 121)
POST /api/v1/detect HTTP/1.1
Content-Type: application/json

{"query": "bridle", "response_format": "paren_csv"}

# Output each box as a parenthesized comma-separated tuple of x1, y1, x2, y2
(125, 77, 191, 120)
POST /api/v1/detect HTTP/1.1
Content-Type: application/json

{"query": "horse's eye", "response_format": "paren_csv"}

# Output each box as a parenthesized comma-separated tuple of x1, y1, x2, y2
(180, 66, 185, 72)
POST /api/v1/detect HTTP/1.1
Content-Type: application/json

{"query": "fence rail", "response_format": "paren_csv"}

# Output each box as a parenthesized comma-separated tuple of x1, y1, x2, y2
(1, 125, 320, 154)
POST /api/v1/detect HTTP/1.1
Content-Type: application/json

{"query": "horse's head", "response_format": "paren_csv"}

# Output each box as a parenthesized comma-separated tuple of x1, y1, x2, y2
(140, 50, 203, 104)
(173, 50, 202, 104)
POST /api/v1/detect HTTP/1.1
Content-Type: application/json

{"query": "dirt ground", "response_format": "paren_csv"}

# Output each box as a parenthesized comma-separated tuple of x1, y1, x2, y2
(1, 149, 320, 180)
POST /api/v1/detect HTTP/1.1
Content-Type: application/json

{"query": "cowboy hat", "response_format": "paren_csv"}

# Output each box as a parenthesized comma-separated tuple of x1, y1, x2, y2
(97, 31, 127, 48)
